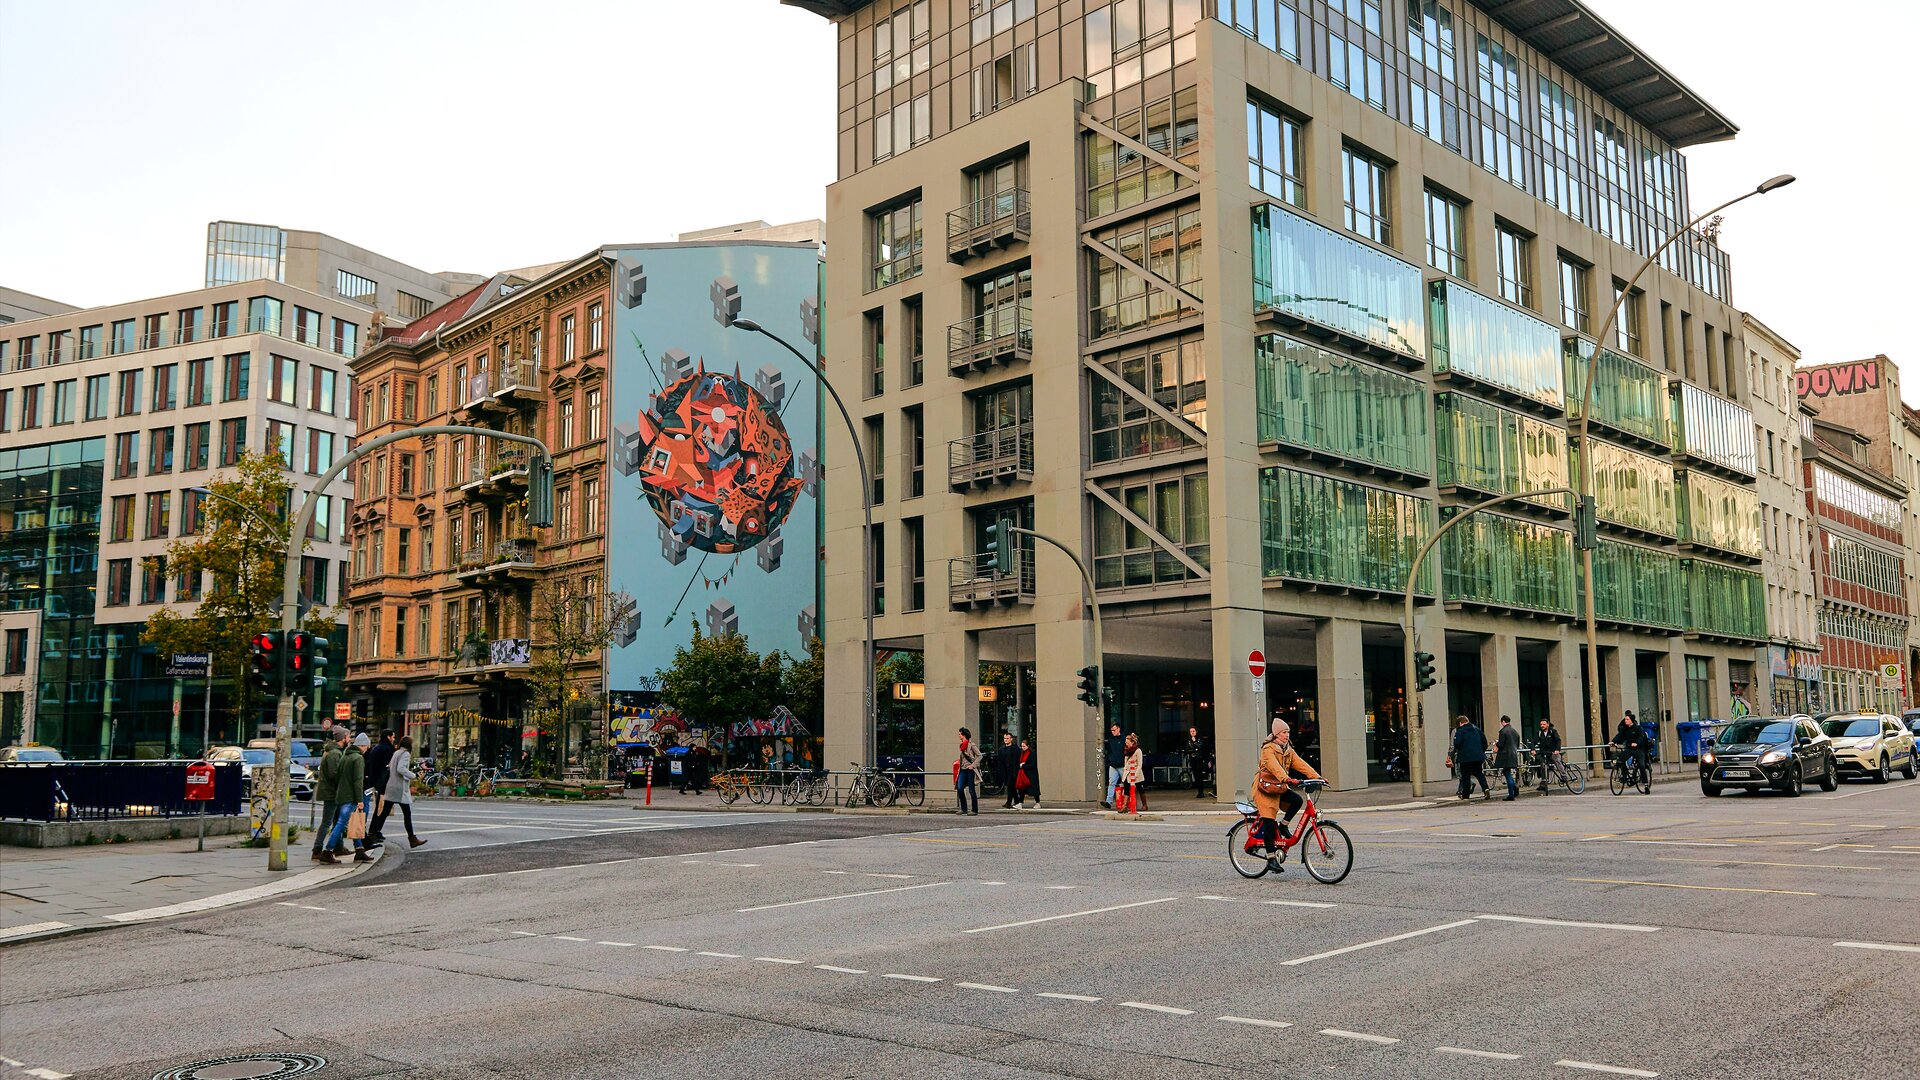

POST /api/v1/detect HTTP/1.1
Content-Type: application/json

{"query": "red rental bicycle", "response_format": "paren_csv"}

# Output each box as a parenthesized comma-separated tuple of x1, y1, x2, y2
(1226, 778, 1352, 883)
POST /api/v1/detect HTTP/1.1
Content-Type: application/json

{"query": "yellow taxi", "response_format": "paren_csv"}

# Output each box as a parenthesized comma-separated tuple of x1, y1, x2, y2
(1817, 713, 1917, 783)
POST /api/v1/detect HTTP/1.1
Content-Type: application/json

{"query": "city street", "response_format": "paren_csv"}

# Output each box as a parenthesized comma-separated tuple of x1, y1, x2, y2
(3, 783, 1916, 1079)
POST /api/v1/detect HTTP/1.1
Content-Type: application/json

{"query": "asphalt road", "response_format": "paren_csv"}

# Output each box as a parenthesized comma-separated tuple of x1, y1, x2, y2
(3, 780, 1917, 1080)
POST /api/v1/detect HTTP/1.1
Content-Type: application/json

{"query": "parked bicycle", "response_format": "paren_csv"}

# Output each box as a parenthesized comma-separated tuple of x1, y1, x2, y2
(843, 762, 896, 807)
(1226, 779, 1350, 883)
(783, 773, 830, 806)
(1609, 750, 1652, 796)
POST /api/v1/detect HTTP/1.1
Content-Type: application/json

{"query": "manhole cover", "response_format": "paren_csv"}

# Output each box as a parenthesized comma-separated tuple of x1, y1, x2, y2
(152, 1053, 327, 1080)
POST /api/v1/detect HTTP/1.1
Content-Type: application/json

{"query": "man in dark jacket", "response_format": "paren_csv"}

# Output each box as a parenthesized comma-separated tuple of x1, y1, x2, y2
(994, 732, 1019, 808)
(319, 734, 371, 864)
(310, 727, 349, 862)
(1532, 718, 1562, 792)
(1102, 724, 1124, 809)
(1448, 715, 1490, 801)
(1494, 715, 1523, 800)
(1184, 726, 1213, 799)
(364, 730, 395, 843)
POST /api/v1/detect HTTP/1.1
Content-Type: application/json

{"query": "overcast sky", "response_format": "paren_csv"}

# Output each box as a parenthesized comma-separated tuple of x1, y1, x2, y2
(1, 1, 1913, 395)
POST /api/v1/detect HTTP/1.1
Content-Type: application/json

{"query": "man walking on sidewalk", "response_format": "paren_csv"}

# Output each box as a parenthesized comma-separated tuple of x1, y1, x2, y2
(318, 734, 372, 864)
(1494, 715, 1522, 800)
(1448, 715, 1490, 801)
(994, 732, 1018, 809)
(310, 727, 349, 862)
(1102, 724, 1124, 809)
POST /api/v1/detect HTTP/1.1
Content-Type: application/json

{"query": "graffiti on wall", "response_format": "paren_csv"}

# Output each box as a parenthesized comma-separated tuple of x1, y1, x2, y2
(1797, 361, 1880, 398)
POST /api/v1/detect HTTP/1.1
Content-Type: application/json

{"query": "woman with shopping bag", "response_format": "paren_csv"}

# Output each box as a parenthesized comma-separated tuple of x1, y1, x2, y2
(1118, 732, 1147, 813)
(1012, 739, 1040, 809)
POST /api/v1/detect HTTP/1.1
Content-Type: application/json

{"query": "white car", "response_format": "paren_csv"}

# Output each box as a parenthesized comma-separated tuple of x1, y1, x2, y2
(208, 745, 315, 801)
(1816, 714, 1918, 783)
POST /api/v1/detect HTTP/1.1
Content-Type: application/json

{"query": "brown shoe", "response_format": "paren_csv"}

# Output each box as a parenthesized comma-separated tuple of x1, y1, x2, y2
(408, 837, 427, 848)
(352, 851, 374, 863)
(309, 852, 329, 863)
(315, 851, 339, 865)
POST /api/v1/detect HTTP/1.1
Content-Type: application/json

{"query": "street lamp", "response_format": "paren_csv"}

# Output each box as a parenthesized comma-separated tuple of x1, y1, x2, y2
(1571, 174, 1795, 752)
(727, 316, 878, 769)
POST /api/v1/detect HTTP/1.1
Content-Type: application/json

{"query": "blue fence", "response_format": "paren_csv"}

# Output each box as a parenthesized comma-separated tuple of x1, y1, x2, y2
(0, 761, 243, 821)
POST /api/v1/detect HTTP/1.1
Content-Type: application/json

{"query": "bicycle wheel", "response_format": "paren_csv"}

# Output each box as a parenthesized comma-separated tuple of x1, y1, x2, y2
(1225, 819, 1271, 879)
(747, 777, 771, 805)
(843, 780, 863, 808)
(1608, 763, 1626, 796)
(808, 778, 829, 806)
(1559, 764, 1585, 795)
(869, 776, 897, 806)
(1300, 820, 1352, 884)
(901, 777, 925, 807)
(717, 781, 740, 805)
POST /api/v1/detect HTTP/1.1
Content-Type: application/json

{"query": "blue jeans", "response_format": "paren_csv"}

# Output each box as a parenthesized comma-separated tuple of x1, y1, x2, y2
(956, 769, 977, 814)
(325, 796, 369, 852)
(1105, 766, 1121, 804)
(1504, 766, 1519, 798)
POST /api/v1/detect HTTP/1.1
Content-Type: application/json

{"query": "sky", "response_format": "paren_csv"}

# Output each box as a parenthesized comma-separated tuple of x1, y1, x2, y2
(1, 0, 1914, 396)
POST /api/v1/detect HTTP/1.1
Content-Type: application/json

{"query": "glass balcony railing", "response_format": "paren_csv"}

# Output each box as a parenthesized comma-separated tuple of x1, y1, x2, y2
(1427, 280, 1564, 410)
(1255, 333, 1430, 476)
(1685, 559, 1767, 639)
(1259, 465, 1433, 593)
(1251, 204, 1425, 360)
(1580, 439, 1678, 537)
(1678, 471, 1762, 559)
(1589, 539, 1685, 630)
(1441, 510, 1575, 615)
(1564, 339, 1668, 448)
(1435, 393, 1571, 510)
(1670, 381, 1757, 477)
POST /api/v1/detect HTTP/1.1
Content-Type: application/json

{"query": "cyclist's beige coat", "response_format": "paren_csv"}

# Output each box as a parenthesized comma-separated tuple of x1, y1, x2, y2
(1251, 739, 1321, 819)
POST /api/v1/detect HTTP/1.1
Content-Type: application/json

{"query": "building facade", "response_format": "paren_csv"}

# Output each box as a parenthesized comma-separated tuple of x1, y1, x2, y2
(0, 282, 361, 754)
(205, 221, 485, 325)
(1801, 413, 1909, 715)
(0, 286, 76, 326)
(1742, 316, 1818, 715)
(795, 0, 1770, 797)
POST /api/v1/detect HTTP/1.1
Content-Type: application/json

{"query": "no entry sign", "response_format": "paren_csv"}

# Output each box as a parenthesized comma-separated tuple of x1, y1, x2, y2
(1247, 650, 1266, 678)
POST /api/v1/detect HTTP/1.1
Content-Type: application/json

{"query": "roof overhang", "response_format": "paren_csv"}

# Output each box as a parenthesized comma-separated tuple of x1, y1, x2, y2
(1479, 0, 1736, 147)
(781, 0, 868, 17)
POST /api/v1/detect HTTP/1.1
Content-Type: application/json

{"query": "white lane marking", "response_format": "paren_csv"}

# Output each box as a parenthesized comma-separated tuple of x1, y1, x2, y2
(1038, 993, 1103, 1002)
(981, 880, 1008, 885)
(1218, 1016, 1291, 1029)
(1321, 1029, 1399, 1045)
(1043, 885, 1079, 890)
(1121, 1002, 1194, 1015)
(755, 956, 806, 964)
(1617, 840, 1738, 848)
(865, 872, 915, 879)
(882, 973, 942, 982)
(1810, 843, 1843, 852)
(597, 941, 636, 948)
(823, 870, 849, 875)
(23, 1068, 72, 1079)
(1474, 914, 1660, 933)
(510, 931, 540, 937)
(1282, 919, 1480, 966)
(1438, 1046, 1522, 1060)
(696, 951, 741, 958)
(1555, 1060, 1657, 1077)
(958, 982, 1020, 993)
(964, 896, 1180, 934)
(1834, 941, 1920, 954)
(815, 965, 866, 974)
(1264, 899, 1338, 909)
(1380, 827, 1414, 834)
(736, 881, 948, 913)
(1194, 895, 1238, 902)
(553, 936, 589, 942)
(643, 945, 688, 952)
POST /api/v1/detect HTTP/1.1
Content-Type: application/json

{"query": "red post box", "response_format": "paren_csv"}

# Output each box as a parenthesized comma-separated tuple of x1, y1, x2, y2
(185, 760, 217, 801)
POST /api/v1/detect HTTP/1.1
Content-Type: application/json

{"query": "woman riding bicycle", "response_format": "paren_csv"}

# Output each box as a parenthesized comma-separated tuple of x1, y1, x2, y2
(1247, 717, 1321, 865)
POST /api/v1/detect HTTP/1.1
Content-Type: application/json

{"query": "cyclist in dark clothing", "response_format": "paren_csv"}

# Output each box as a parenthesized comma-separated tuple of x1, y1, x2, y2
(1611, 716, 1649, 779)
(1532, 719, 1562, 791)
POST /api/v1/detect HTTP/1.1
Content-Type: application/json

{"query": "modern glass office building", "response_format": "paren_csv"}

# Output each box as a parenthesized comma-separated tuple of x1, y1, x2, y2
(793, 0, 1773, 796)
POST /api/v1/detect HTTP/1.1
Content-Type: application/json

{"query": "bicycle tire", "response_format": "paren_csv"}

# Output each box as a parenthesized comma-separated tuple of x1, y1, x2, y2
(1300, 820, 1353, 884)
(808, 779, 829, 806)
(1559, 765, 1585, 795)
(843, 780, 863, 808)
(869, 776, 897, 806)
(900, 778, 925, 807)
(747, 778, 771, 806)
(1225, 819, 1271, 878)
(1608, 763, 1626, 796)
(717, 782, 741, 805)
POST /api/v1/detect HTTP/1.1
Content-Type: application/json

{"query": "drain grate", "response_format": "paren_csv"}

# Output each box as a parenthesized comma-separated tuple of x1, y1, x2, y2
(151, 1053, 327, 1080)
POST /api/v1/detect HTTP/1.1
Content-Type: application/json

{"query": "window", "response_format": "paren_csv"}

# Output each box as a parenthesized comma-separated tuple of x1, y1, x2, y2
(377, 380, 391, 423)
(1341, 146, 1391, 244)
(420, 521, 434, 572)
(148, 426, 175, 474)
(10, 337, 31, 370)
(219, 418, 247, 466)
(556, 486, 575, 541)
(869, 197, 924, 290)
(222, 352, 250, 400)
(1614, 280, 1643, 356)
(185, 422, 210, 471)
(969, 45, 1037, 119)
(140, 313, 167, 349)
(528, 329, 542, 370)
(85, 374, 109, 420)
(110, 319, 136, 355)
(417, 605, 432, 657)
(583, 478, 602, 534)
(52, 379, 75, 425)
(19, 385, 41, 429)
(1327, 30, 1384, 110)
(309, 366, 336, 414)
(270, 356, 298, 405)
(422, 444, 436, 489)
(870, 524, 885, 616)
(397, 527, 412, 574)
(1495, 224, 1532, 308)
(903, 296, 924, 387)
(0, 389, 9, 432)
(331, 317, 358, 357)
(4, 629, 28, 675)
(211, 301, 237, 338)
(47, 330, 69, 364)
(873, 1, 932, 92)
(186, 358, 210, 406)
(1409, 82, 1461, 152)
(1224, 0, 1299, 59)
(905, 404, 924, 498)
(398, 452, 415, 495)
(866, 416, 885, 504)
(117, 370, 142, 416)
(580, 388, 600, 441)
(109, 495, 135, 542)
(113, 432, 138, 478)
(865, 309, 885, 397)
(589, 302, 604, 352)
(1558, 256, 1590, 334)
(141, 559, 167, 605)
(396, 291, 431, 320)
(1476, 34, 1521, 120)
(1247, 99, 1305, 208)
(361, 387, 374, 424)
(1089, 335, 1204, 463)
(152, 363, 177, 411)
(561, 314, 576, 363)
(872, 93, 931, 162)
(78, 324, 102, 360)
(106, 560, 132, 606)
(401, 379, 417, 421)
(1094, 473, 1211, 587)
(904, 516, 927, 613)
(1089, 206, 1201, 338)
(145, 492, 172, 539)
(558, 396, 575, 448)
(1423, 187, 1466, 277)
(1408, 0, 1455, 77)
(336, 269, 376, 302)
(176, 307, 201, 344)
(246, 296, 282, 335)
(266, 420, 295, 470)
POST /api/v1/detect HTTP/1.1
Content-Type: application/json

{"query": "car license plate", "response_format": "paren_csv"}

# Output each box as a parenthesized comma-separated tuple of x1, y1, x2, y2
(1721, 768, 1755, 778)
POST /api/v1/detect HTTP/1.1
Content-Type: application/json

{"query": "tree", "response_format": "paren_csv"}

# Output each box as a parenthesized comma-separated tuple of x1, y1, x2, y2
(657, 624, 784, 767)
(526, 579, 636, 775)
(141, 450, 335, 743)
(782, 636, 825, 735)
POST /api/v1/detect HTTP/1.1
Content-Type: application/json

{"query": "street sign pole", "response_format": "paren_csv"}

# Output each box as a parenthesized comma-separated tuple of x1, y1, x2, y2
(198, 658, 212, 852)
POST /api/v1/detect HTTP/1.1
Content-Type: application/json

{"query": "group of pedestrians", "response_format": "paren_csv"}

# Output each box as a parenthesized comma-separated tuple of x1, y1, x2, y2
(952, 728, 1040, 814)
(1449, 714, 1576, 801)
(308, 727, 426, 864)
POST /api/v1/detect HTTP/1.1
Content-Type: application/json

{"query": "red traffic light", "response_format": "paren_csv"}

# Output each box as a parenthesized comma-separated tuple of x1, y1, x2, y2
(251, 631, 279, 652)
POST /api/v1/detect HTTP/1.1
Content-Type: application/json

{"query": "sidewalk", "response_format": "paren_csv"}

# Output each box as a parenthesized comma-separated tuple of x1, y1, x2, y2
(0, 834, 374, 944)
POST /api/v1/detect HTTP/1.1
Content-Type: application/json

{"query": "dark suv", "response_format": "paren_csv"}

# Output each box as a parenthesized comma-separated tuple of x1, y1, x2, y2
(1700, 716, 1836, 797)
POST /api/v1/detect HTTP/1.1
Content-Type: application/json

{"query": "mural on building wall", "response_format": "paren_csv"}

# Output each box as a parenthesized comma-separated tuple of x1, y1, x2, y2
(1797, 361, 1880, 398)
(604, 242, 822, 692)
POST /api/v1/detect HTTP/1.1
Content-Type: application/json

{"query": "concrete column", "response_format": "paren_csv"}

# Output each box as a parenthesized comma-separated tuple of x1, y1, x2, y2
(1548, 637, 1586, 754)
(1210, 607, 1267, 802)
(1601, 642, 1629, 727)
(923, 628, 978, 798)
(1415, 613, 1451, 786)
(1315, 618, 1367, 791)
(1710, 652, 1732, 720)
(1480, 633, 1521, 728)
(1034, 615, 1095, 803)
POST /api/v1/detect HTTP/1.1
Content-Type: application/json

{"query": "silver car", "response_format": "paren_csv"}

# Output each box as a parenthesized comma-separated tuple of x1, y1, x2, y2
(208, 745, 315, 801)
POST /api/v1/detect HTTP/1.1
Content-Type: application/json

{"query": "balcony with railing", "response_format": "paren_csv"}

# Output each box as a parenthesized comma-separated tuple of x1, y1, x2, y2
(491, 358, 543, 404)
(947, 189, 1031, 261)
(452, 537, 540, 584)
(1427, 279, 1565, 413)
(1684, 559, 1767, 642)
(451, 636, 533, 677)
(1563, 339, 1668, 452)
(1251, 203, 1425, 364)
(948, 550, 1035, 608)
(456, 449, 531, 500)
(1669, 381, 1757, 479)
(948, 307, 1032, 375)
(1677, 471, 1763, 563)
(948, 424, 1034, 490)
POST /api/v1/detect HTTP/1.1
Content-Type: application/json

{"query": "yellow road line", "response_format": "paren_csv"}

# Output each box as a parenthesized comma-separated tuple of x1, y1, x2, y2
(897, 836, 1020, 848)
(1656, 856, 1882, 871)
(1570, 877, 1819, 897)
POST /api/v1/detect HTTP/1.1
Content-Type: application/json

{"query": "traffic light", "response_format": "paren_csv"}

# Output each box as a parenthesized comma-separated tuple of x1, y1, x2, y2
(250, 630, 285, 695)
(984, 519, 1008, 574)
(287, 631, 329, 691)
(528, 453, 554, 528)
(1574, 495, 1598, 550)
(1414, 650, 1437, 692)
(1076, 665, 1100, 706)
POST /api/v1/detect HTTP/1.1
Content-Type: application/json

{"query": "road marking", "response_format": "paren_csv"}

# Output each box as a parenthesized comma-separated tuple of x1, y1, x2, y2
(964, 897, 1180, 934)
(643, 945, 688, 952)
(697, 951, 742, 958)
(21, 1068, 72, 1079)
(553, 936, 589, 942)
(822, 870, 849, 874)
(755, 956, 806, 964)
(510, 931, 540, 937)
(1810, 843, 1843, 852)
(597, 941, 636, 947)
(1121, 1002, 1194, 1015)
(1569, 877, 1818, 897)
(679, 860, 761, 867)
(1194, 894, 1239, 901)
(1556, 1060, 1657, 1077)
(1043, 885, 1080, 890)
(1658, 857, 1881, 871)
(1474, 914, 1660, 933)
(981, 880, 1008, 885)
(815, 965, 866, 974)
(1282, 920, 1480, 966)
(1321, 1029, 1398, 1045)
(1617, 840, 1738, 848)
(1264, 899, 1338, 909)
(1834, 941, 1920, 954)
(1038, 993, 1103, 1002)
(1218, 1016, 1291, 1029)
(1437, 1047, 1522, 1061)
(864, 872, 915, 879)
(958, 982, 1020, 993)
(736, 881, 949, 912)
(882, 973, 942, 982)
(1575, 834, 1617, 841)
(899, 836, 1020, 847)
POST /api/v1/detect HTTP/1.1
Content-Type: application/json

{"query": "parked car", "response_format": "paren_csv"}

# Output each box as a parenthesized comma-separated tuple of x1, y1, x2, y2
(1817, 713, 1918, 783)
(1903, 710, 1920, 741)
(1700, 716, 1836, 797)
(249, 737, 321, 772)
(0, 745, 65, 763)
(210, 745, 314, 801)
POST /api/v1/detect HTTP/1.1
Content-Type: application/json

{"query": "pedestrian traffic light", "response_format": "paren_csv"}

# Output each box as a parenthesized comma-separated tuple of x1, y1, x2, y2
(528, 453, 554, 528)
(1414, 650, 1437, 692)
(250, 630, 285, 695)
(984, 519, 1009, 574)
(1076, 665, 1100, 706)
(287, 631, 329, 691)
(1574, 494, 1598, 550)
